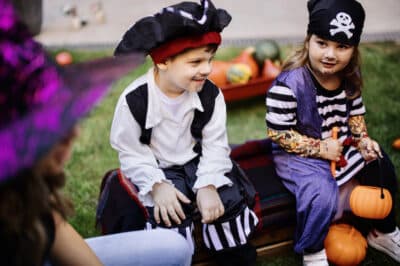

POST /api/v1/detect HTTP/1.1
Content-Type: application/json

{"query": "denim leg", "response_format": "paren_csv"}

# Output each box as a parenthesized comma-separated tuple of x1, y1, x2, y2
(85, 229, 192, 266)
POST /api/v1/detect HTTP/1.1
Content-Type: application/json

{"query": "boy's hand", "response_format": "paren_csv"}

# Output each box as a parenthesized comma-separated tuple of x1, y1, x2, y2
(358, 137, 382, 161)
(319, 138, 343, 161)
(196, 185, 225, 224)
(151, 182, 191, 227)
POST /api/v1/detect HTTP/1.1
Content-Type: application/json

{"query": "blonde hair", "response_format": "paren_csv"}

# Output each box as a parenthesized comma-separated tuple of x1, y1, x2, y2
(282, 34, 363, 99)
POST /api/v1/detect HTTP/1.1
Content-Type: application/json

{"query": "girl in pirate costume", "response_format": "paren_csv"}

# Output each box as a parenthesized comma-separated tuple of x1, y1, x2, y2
(0, 0, 192, 265)
(266, 0, 399, 265)
(110, 1, 258, 265)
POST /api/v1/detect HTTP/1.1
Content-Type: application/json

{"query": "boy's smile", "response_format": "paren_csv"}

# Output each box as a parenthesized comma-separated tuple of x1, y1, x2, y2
(155, 46, 215, 98)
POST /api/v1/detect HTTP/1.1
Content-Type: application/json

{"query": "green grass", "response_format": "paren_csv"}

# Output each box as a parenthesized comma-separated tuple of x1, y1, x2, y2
(56, 42, 400, 265)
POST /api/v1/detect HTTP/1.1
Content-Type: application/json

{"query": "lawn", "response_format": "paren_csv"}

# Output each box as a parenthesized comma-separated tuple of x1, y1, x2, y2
(56, 42, 400, 265)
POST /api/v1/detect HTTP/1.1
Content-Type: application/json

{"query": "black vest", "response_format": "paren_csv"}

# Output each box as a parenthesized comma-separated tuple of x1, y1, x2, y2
(125, 79, 220, 155)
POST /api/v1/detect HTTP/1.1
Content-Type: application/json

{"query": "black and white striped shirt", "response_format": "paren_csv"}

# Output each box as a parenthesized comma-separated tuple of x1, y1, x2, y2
(266, 78, 366, 185)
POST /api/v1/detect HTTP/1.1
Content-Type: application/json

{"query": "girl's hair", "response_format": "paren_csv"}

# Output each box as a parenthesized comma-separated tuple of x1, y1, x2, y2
(0, 169, 73, 266)
(282, 34, 363, 99)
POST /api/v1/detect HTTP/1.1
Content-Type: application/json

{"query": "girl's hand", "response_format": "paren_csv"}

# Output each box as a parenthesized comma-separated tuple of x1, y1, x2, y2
(319, 138, 343, 161)
(196, 185, 225, 224)
(151, 182, 191, 227)
(358, 137, 382, 161)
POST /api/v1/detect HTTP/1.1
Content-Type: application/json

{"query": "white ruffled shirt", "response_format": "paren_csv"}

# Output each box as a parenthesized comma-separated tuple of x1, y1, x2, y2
(110, 68, 233, 207)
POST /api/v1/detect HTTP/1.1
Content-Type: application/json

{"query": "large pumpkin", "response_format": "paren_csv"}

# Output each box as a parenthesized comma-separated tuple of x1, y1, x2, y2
(324, 224, 367, 266)
(253, 40, 281, 66)
(209, 60, 231, 87)
(349, 185, 392, 219)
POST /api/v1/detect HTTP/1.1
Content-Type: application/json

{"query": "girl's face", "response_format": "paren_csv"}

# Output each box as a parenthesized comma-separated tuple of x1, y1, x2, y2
(36, 125, 80, 176)
(155, 46, 215, 98)
(308, 34, 355, 78)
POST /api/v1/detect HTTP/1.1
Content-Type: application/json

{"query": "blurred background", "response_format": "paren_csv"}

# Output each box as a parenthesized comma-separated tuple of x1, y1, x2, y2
(12, 0, 400, 48)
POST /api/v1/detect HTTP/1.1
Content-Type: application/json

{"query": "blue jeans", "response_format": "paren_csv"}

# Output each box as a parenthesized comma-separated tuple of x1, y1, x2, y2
(45, 229, 191, 266)
(86, 229, 192, 266)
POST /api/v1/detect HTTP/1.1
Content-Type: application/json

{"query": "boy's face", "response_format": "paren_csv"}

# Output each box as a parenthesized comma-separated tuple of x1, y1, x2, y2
(156, 46, 215, 97)
(308, 34, 355, 78)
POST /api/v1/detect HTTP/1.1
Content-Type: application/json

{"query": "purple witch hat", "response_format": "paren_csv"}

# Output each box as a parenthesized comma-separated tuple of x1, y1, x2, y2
(0, 0, 144, 182)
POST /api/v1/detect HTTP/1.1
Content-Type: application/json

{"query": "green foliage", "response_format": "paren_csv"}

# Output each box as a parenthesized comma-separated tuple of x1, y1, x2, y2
(57, 43, 400, 265)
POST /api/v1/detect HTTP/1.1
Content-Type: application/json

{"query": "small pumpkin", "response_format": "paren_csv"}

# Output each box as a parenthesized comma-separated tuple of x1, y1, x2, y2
(226, 63, 252, 84)
(392, 138, 400, 150)
(55, 51, 73, 65)
(324, 224, 367, 266)
(209, 60, 231, 87)
(232, 47, 259, 78)
(262, 59, 281, 80)
(349, 185, 392, 219)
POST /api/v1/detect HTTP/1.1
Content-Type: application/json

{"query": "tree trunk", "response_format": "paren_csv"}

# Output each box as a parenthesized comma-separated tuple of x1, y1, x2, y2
(11, 0, 43, 36)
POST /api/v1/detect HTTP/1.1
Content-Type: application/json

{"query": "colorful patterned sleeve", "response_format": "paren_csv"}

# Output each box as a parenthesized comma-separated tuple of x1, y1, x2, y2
(267, 128, 321, 157)
(348, 94, 368, 141)
(348, 115, 368, 142)
(266, 84, 321, 157)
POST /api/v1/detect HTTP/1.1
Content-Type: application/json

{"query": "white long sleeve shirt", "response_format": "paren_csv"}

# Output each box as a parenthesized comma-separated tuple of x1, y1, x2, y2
(110, 68, 233, 206)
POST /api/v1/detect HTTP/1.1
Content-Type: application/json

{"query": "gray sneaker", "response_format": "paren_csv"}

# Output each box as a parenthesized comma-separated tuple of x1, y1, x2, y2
(367, 227, 400, 263)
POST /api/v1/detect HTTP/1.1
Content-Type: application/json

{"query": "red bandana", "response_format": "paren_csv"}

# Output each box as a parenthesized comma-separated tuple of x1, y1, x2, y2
(149, 31, 221, 64)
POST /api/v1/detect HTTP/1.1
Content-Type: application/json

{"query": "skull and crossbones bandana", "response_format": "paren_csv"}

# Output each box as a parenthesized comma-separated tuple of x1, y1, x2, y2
(307, 0, 365, 45)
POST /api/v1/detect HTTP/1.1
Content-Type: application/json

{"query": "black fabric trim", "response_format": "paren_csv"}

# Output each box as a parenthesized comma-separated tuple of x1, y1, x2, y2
(229, 219, 241, 246)
(126, 84, 152, 144)
(266, 122, 293, 131)
(205, 226, 216, 251)
(317, 97, 347, 107)
(266, 106, 297, 115)
(248, 209, 255, 232)
(352, 102, 364, 111)
(267, 91, 296, 102)
(191, 80, 219, 155)
(319, 110, 348, 120)
(215, 223, 229, 249)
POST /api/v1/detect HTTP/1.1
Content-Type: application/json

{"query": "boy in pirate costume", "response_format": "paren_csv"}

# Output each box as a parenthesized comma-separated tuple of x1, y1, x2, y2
(110, 1, 258, 265)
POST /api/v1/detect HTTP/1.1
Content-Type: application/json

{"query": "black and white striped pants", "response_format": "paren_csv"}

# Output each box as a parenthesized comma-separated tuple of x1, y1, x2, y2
(145, 158, 258, 254)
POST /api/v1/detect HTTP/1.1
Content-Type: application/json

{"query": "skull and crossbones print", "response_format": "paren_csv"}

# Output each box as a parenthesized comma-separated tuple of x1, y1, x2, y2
(329, 12, 355, 39)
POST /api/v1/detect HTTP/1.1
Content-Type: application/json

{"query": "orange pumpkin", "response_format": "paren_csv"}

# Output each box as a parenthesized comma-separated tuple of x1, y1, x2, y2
(262, 59, 281, 80)
(55, 51, 73, 65)
(232, 48, 259, 78)
(392, 138, 400, 150)
(349, 185, 392, 219)
(209, 60, 231, 87)
(324, 224, 367, 266)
